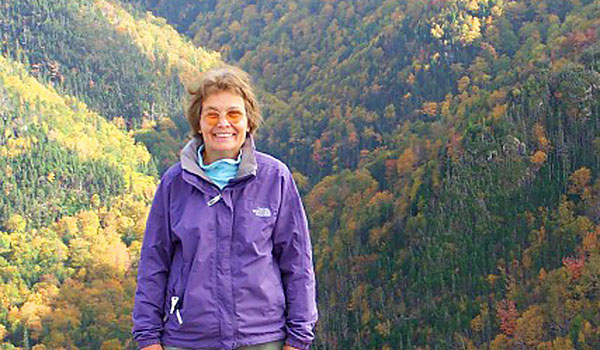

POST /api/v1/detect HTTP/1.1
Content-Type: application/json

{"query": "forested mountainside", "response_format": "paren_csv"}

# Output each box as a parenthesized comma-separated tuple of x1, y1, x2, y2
(128, 0, 480, 178)
(0, 0, 220, 174)
(0, 1, 218, 349)
(0, 54, 156, 349)
(0, 0, 599, 349)
(131, 0, 600, 349)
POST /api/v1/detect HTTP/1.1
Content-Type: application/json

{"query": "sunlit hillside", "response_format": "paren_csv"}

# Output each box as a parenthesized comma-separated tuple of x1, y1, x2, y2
(0, 1, 217, 348)
(0, 52, 156, 349)
(0, 0, 220, 174)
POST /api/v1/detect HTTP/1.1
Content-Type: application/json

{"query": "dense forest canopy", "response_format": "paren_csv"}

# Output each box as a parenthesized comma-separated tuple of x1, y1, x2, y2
(1, 0, 599, 349)
(0, 0, 220, 174)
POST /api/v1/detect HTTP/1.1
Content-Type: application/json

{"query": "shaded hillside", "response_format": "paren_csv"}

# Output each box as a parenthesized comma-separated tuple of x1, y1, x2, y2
(126, 0, 483, 178)
(128, 0, 600, 349)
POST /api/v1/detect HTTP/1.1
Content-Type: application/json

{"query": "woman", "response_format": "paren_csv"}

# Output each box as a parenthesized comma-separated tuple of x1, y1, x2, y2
(132, 65, 318, 350)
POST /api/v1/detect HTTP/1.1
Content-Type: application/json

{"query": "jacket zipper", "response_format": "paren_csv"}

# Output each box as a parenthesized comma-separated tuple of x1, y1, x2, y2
(165, 264, 186, 325)
(207, 174, 252, 207)
(170, 296, 183, 325)
(207, 193, 222, 206)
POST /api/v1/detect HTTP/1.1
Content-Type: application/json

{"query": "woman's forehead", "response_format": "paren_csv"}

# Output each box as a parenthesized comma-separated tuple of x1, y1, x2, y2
(203, 105, 244, 111)
(202, 90, 246, 109)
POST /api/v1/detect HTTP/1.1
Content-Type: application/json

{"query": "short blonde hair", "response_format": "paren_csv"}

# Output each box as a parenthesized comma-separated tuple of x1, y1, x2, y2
(185, 65, 262, 136)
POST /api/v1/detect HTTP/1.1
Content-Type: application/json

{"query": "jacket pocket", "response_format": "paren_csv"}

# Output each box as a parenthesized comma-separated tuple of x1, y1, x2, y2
(170, 262, 220, 335)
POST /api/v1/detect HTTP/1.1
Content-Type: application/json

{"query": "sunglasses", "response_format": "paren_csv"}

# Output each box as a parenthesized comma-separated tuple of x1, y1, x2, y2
(201, 109, 246, 126)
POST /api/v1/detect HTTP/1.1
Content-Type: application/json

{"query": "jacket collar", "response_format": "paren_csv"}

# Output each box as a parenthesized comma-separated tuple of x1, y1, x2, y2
(180, 134, 258, 184)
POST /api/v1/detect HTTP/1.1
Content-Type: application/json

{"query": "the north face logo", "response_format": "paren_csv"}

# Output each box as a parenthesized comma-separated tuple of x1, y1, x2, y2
(252, 208, 271, 217)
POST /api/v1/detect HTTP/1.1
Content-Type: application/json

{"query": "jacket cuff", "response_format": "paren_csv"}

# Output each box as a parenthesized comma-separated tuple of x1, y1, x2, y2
(285, 337, 311, 350)
(137, 338, 161, 349)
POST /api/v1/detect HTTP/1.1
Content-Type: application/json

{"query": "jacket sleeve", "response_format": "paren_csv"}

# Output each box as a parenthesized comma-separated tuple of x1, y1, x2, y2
(272, 169, 318, 350)
(132, 176, 174, 349)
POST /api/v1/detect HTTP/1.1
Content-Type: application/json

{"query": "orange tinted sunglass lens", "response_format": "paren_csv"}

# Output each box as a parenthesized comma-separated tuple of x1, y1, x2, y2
(226, 111, 244, 123)
(202, 111, 244, 125)
(203, 112, 220, 126)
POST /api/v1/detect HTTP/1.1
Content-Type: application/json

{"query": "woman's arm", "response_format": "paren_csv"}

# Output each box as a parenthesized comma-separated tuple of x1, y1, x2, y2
(132, 177, 174, 349)
(272, 169, 319, 350)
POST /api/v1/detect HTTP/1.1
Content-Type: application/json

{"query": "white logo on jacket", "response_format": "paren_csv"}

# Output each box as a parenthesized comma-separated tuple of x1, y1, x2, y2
(252, 208, 271, 217)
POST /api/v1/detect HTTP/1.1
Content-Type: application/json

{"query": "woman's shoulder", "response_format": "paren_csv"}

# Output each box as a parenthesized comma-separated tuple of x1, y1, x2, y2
(255, 151, 291, 176)
(160, 162, 184, 184)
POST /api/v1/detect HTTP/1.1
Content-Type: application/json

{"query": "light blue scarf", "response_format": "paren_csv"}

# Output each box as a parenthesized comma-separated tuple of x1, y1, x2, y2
(197, 145, 242, 190)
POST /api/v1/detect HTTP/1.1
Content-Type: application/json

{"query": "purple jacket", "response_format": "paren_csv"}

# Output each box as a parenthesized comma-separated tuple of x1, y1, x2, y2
(132, 135, 318, 350)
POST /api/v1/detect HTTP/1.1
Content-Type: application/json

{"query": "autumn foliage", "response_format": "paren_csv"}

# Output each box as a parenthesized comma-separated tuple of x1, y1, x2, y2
(2, 0, 600, 349)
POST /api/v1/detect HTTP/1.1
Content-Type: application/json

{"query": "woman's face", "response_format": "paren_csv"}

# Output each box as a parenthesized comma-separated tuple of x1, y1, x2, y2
(199, 90, 249, 164)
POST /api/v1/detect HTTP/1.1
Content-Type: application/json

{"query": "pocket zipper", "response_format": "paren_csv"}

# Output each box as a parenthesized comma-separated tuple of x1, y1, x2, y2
(169, 296, 184, 325)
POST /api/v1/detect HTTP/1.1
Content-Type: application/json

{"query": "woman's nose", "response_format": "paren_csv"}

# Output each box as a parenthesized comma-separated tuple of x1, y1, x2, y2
(215, 114, 231, 127)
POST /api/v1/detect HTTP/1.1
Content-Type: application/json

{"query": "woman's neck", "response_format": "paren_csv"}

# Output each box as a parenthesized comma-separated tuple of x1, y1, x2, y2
(201, 148, 240, 165)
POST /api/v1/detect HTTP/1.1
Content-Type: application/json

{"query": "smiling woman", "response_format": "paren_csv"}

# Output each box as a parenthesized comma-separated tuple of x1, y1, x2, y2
(132, 65, 318, 350)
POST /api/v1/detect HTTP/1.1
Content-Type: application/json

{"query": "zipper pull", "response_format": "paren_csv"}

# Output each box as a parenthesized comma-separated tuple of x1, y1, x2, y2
(207, 193, 222, 206)
(175, 309, 183, 325)
(170, 296, 179, 314)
